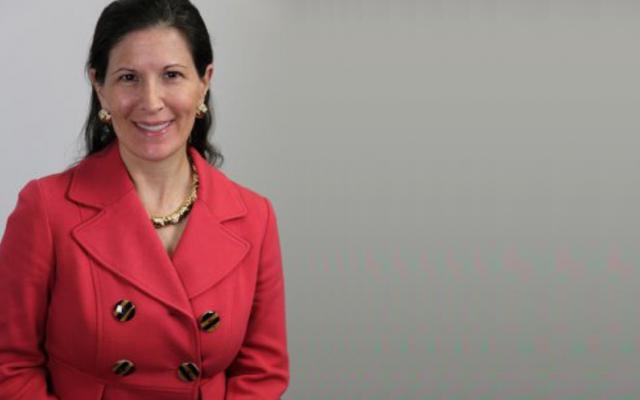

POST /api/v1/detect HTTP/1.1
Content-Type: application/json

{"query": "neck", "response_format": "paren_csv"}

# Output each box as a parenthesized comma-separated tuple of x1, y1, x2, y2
(118, 144, 193, 216)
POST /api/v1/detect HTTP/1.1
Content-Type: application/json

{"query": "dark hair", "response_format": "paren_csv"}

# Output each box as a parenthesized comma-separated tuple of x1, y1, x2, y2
(83, 0, 223, 166)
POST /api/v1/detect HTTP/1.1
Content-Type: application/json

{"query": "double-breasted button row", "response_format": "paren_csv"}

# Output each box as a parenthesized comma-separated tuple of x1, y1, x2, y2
(112, 359, 201, 383)
(110, 301, 216, 382)
(112, 299, 221, 334)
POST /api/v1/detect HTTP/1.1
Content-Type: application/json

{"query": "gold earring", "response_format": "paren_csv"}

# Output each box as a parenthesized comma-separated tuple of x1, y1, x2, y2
(98, 109, 112, 124)
(195, 103, 208, 119)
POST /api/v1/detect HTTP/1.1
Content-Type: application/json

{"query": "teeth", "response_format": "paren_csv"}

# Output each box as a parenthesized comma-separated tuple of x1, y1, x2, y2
(136, 121, 171, 132)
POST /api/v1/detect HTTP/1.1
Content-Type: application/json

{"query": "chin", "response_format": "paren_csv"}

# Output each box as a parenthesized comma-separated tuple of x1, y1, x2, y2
(118, 138, 188, 164)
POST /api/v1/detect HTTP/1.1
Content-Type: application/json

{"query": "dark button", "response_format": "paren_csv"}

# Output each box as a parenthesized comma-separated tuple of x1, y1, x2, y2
(113, 299, 136, 322)
(178, 362, 200, 382)
(199, 310, 221, 332)
(112, 359, 135, 376)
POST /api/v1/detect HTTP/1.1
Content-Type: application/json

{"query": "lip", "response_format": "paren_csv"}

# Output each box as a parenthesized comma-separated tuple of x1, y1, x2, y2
(134, 120, 174, 137)
(135, 119, 172, 125)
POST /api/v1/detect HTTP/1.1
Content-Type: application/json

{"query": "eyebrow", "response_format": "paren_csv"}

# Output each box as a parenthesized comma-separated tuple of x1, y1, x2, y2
(110, 64, 188, 76)
(111, 67, 135, 76)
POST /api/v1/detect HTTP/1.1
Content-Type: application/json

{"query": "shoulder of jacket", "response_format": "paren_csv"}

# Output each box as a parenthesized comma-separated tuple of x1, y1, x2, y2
(217, 171, 273, 218)
(32, 167, 76, 202)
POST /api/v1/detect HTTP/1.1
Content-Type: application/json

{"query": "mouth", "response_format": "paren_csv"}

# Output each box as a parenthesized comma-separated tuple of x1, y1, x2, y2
(134, 120, 174, 136)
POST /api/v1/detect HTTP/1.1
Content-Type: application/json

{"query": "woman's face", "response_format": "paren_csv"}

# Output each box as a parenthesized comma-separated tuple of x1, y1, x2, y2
(91, 26, 213, 163)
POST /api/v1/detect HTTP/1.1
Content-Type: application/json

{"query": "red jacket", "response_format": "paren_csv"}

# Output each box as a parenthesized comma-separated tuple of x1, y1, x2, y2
(0, 142, 289, 399)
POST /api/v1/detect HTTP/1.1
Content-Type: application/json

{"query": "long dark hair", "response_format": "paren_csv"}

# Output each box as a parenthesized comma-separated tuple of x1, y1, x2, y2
(83, 0, 223, 166)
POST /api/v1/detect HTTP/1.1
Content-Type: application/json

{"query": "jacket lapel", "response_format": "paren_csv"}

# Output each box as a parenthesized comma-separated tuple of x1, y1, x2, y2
(72, 188, 194, 316)
(68, 142, 250, 317)
(170, 200, 249, 299)
(170, 146, 250, 299)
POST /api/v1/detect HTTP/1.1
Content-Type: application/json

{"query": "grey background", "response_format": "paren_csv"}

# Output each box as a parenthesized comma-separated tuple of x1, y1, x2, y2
(2, 1, 640, 398)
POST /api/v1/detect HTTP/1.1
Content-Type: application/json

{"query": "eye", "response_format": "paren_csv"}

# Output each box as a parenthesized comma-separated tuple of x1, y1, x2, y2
(118, 73, 137, 82)
(165, 71, 184, 79)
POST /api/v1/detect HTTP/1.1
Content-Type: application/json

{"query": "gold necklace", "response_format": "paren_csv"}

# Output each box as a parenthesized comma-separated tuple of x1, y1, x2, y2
(150, 157, 199, 229)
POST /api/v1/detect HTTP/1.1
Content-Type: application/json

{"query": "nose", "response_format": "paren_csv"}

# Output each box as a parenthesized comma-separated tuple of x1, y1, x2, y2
(139, 79, 164, 112)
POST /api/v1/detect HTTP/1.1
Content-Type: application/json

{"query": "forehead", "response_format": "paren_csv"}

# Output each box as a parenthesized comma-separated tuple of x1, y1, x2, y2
(108, 26, 193, 70)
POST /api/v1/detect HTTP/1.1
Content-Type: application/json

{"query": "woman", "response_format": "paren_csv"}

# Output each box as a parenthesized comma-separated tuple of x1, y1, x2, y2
(0, 0, 289, 399)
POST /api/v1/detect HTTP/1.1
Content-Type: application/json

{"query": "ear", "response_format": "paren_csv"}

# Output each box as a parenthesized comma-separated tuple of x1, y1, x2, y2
(89, 68, 109, 110)
(199, 64, 214, 99)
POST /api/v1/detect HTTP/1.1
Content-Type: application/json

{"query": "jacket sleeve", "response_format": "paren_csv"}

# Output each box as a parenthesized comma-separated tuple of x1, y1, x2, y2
(0, 180, 59, 399)
(225, 197, 289, 399)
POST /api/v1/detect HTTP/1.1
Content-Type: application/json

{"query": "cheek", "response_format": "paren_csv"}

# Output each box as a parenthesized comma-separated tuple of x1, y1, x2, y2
(109, 93, 137, 118)
(174, 87, 202, 111)
(175, 95, 199, 114)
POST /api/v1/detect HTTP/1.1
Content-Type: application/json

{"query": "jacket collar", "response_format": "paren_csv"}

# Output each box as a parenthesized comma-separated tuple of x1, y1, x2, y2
(67, 141, 247, 222)
(67, 141, 250, 317)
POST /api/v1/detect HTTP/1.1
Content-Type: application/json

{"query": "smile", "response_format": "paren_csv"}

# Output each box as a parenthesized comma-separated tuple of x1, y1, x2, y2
(134, 120, 173, 136)
(135, 120, 172, 131)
